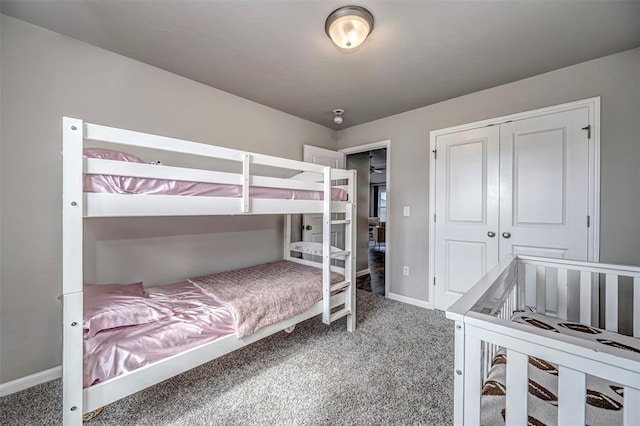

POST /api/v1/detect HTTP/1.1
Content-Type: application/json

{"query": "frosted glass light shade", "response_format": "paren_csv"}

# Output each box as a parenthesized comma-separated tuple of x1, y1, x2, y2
(325, 6, 374, 50)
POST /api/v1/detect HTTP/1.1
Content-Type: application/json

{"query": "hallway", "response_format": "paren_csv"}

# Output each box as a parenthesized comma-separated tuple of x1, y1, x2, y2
(356, 243, 385, 296)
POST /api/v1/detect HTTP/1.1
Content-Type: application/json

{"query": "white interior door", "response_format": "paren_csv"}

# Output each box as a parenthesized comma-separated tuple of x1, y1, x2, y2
(499, 108, 589, 261)
(434, 127, 500, 310)
(302, 145, 345, 260)
(499, 109, 590, 312)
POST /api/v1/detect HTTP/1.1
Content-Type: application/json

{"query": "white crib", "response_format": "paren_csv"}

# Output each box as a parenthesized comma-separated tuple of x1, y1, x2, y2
(446, 255, 640, 425)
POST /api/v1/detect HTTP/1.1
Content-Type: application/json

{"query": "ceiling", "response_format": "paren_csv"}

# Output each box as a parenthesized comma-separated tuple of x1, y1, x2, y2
(2, 1, 639, 129)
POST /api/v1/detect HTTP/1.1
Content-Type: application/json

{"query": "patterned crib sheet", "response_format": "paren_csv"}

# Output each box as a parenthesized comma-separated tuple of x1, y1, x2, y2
(480, 310, 639, 425)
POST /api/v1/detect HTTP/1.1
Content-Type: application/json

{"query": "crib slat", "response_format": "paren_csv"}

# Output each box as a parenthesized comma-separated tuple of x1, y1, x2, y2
(605, 274, 618, 332)
(558, 366, 586, 425)
(536, 266, 546, 314)
(505, 350, 528, 425)
(579, 271, 592, 326)
(510, 288, 514, 315)
(526, 263, 536, 308)
(624, 387, 640, 426)
(634, 277, 639, 338)
(557, 268, 568, 320)
(517, 262, 525, 309)
(483, 342, 490, 381)
(463, 336, 482, 425)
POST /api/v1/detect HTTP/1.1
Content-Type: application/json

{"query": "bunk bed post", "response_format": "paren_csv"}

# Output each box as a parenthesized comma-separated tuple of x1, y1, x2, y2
(283, 214, 292, 260)
(62, 117, 85, 425)
(322, 166, 332, 324)
(241, 153, 250, 213)
(346, 170, 357, 332)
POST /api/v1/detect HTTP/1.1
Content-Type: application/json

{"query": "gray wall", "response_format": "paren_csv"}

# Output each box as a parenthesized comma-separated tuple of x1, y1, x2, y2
(0, 16, 335, 383)
(346, 152, 370, 273)
(2, 14, 639, 385)
(337, 47, 640, 303)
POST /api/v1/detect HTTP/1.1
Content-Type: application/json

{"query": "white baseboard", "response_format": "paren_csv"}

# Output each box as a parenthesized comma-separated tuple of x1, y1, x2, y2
(0, 365, 62, 397)
(356, 268, 370, 278)
(387, 292, 432, 309)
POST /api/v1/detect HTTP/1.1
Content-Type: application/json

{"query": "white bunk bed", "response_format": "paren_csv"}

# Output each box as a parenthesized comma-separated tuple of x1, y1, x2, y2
(62, 117, 357, 425)
(447, 255, 640, 425)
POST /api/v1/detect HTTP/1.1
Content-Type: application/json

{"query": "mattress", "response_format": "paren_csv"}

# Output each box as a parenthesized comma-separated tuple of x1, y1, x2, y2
(83, 281, 235, 387)
(480, 310, 639, 425)
(84, 172, 348, 201)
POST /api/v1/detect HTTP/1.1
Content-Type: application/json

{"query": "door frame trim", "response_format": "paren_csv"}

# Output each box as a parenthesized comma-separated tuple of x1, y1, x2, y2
(428, 97, 601, 310)
(340, 140, 391, 298)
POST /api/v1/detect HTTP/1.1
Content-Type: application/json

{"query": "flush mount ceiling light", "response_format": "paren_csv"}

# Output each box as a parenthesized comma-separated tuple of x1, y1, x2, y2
(333, 108, 345, 125)
(325, 5, 374, 50)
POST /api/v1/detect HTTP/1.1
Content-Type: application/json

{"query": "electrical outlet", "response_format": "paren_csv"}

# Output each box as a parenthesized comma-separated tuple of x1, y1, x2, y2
(403, 266, 410, 276)
(403, 206, 411, 216)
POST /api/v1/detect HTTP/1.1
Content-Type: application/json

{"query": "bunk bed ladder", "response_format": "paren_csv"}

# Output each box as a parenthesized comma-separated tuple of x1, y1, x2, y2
(322, 168, 357, 331)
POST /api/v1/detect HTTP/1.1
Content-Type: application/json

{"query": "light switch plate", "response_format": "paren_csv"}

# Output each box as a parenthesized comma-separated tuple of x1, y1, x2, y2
(403, 206, 410, 216)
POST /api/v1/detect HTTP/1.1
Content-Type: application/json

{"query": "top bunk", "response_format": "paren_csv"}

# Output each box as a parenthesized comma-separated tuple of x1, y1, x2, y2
(62, 117, 355, 218)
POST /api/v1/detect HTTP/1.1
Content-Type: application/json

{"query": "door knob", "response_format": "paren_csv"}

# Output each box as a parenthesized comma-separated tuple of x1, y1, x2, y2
(487, 231, 496, 238)
(305, 225, 312, 231)
(502, 232, 511, 239)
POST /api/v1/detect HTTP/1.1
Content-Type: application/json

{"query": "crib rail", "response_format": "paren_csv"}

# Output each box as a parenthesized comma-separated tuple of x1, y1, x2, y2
(446, 255, 640, 425)
(516, 255, 640, 336)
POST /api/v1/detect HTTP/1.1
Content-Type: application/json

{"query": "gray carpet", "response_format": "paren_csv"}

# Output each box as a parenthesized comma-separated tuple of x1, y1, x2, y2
(0, 291, 454, 425)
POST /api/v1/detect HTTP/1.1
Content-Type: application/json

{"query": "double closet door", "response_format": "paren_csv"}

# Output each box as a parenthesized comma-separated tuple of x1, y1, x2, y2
(434, 107, 591, 310)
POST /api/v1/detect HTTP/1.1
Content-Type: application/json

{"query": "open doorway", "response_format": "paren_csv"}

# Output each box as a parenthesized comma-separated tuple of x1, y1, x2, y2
(342, 141, 390, 297)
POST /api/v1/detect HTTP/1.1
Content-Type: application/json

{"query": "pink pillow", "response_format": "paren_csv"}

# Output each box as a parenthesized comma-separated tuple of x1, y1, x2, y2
(83, 283, 174, 338)
(83, 148, 144, 163)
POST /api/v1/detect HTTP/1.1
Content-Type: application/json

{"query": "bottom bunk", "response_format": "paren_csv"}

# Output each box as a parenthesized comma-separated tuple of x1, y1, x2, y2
(446, 255, 640, 425)
(78, 260, 350, 415)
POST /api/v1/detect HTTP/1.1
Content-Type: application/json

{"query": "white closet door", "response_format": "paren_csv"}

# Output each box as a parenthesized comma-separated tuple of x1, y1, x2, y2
(499, 108, 589, 261)
(434, 127, 500, 310)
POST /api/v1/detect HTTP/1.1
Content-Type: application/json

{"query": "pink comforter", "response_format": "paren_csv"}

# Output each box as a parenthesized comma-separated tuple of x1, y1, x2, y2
(83, 282, 234, 387)
(190, 260, 344, 338)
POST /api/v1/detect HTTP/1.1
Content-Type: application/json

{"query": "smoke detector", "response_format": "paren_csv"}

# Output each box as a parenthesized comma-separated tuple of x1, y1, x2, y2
(333, 109, 345, 125)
